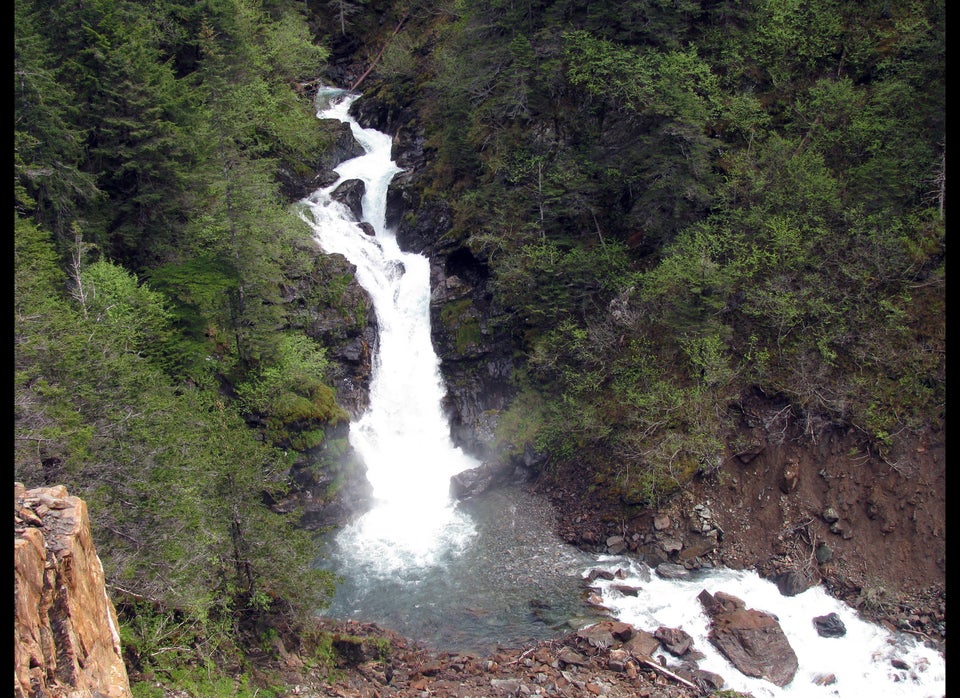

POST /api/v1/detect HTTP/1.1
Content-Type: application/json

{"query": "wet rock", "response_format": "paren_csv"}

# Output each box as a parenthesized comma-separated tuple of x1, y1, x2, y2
(330, 178, 366, 221)
(654, 627, 695, 657)
(690, 668, 725, 691)
(449, 463, 496, 500)
(655, 563, 691, 580)
(585, 568, 616, 583)
(610, 584, 641, 597)
(772, 567, 820, 596)
(577, 621, 633, 648)
(813, 612, 847, 638)
(698, 589, 799, 687)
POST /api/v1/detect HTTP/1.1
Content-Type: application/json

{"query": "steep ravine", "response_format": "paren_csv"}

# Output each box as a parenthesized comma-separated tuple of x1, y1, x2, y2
(340, 89, 946, 651)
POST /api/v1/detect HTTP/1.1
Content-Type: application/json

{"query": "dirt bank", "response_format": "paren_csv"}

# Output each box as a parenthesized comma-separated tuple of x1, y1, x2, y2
(537, 397, 946, 653)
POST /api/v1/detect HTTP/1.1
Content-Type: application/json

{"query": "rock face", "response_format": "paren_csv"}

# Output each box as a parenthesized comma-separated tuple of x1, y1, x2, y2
(697, 589, 798, 687)
(14, 483, 132, 698)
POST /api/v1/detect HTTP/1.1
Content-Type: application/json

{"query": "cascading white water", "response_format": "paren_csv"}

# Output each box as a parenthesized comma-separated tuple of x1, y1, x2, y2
(588, 556, 945, 697)
(298, 88, 478, 573)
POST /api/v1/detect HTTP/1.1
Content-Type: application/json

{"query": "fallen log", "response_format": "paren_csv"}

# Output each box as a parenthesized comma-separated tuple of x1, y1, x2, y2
(349, 12, 409, 92)
(636, 654, 701, 693)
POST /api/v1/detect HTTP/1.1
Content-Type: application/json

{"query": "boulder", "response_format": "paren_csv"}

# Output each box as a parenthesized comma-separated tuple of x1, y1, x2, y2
(449, 463, 496, 500)
(576, 620, 634, 647)
(622, 629, 661, 658)
(772, 567, 820, 596)
(813, 612, 847, 638)
(654, 626, 695, 656)
(330, 178, 366, 221)
(655, 563, 691, 580)
(698, 589, 799, 687)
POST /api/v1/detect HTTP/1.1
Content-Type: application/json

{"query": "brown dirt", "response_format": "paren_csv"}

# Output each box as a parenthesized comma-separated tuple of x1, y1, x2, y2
(538, 394, 946, 653)
(240, 618, 703, 698)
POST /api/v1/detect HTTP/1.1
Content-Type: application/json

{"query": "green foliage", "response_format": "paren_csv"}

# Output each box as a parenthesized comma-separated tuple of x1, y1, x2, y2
(237, 334, 347, 449)
(439, 299, 483, 354)
(493, 386, 547, 461)
(12, 3, 366, 695)
(14, 0, 101, 236)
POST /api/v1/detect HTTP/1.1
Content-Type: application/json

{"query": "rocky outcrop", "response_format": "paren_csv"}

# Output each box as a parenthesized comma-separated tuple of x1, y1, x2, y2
(14, 483, 132, 698)
(277, 120, 365, 202)
(330, 178, 366, 222)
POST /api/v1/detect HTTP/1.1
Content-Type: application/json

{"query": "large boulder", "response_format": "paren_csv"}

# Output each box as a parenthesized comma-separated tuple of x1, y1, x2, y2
(771, 566, 820, 596)
(449, 459, 531, 500)
(14, 483, 132, 698)
(330, 178, 366, 222)
(698, 589, 799, 687)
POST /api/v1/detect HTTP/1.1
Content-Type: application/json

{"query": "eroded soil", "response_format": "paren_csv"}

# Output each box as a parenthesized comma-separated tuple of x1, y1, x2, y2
(539, 396, 946, 651)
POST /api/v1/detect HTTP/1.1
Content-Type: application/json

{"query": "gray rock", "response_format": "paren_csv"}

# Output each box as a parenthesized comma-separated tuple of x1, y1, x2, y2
(654, 626, 695, 656)
(330, 178, 365, 221)
(655, 563, 691, 580)
(772, 567, 820, 596)
(813, 612, 847, 638)
(815, 542, 833, 564)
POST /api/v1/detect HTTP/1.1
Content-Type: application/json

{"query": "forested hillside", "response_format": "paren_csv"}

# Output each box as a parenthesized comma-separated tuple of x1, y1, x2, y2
(345, 0, 944, 505)
(15, 0, 353, 689)
(15, 0, 944, 694)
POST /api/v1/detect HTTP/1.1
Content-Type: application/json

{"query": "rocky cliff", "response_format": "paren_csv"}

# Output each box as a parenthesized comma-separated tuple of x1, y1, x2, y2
(14, 483, 132, 698)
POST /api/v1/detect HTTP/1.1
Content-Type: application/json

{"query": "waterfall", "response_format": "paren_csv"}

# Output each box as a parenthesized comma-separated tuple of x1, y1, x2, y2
(297, 88, 479, 574)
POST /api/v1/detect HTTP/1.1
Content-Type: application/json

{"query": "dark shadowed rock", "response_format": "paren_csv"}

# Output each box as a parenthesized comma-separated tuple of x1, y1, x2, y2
(610, 583, 641, 597)
(449, 463, 496, 499)
(330, 179, 365, 221)
(698, 589, 799, 687)
(813, 612, 847, 638)
(772, 567, 820, 596)
(656, 563, 692, 580)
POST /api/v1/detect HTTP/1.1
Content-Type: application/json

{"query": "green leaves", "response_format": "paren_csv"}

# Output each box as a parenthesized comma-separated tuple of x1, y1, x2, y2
(237, 334, 347, 449)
